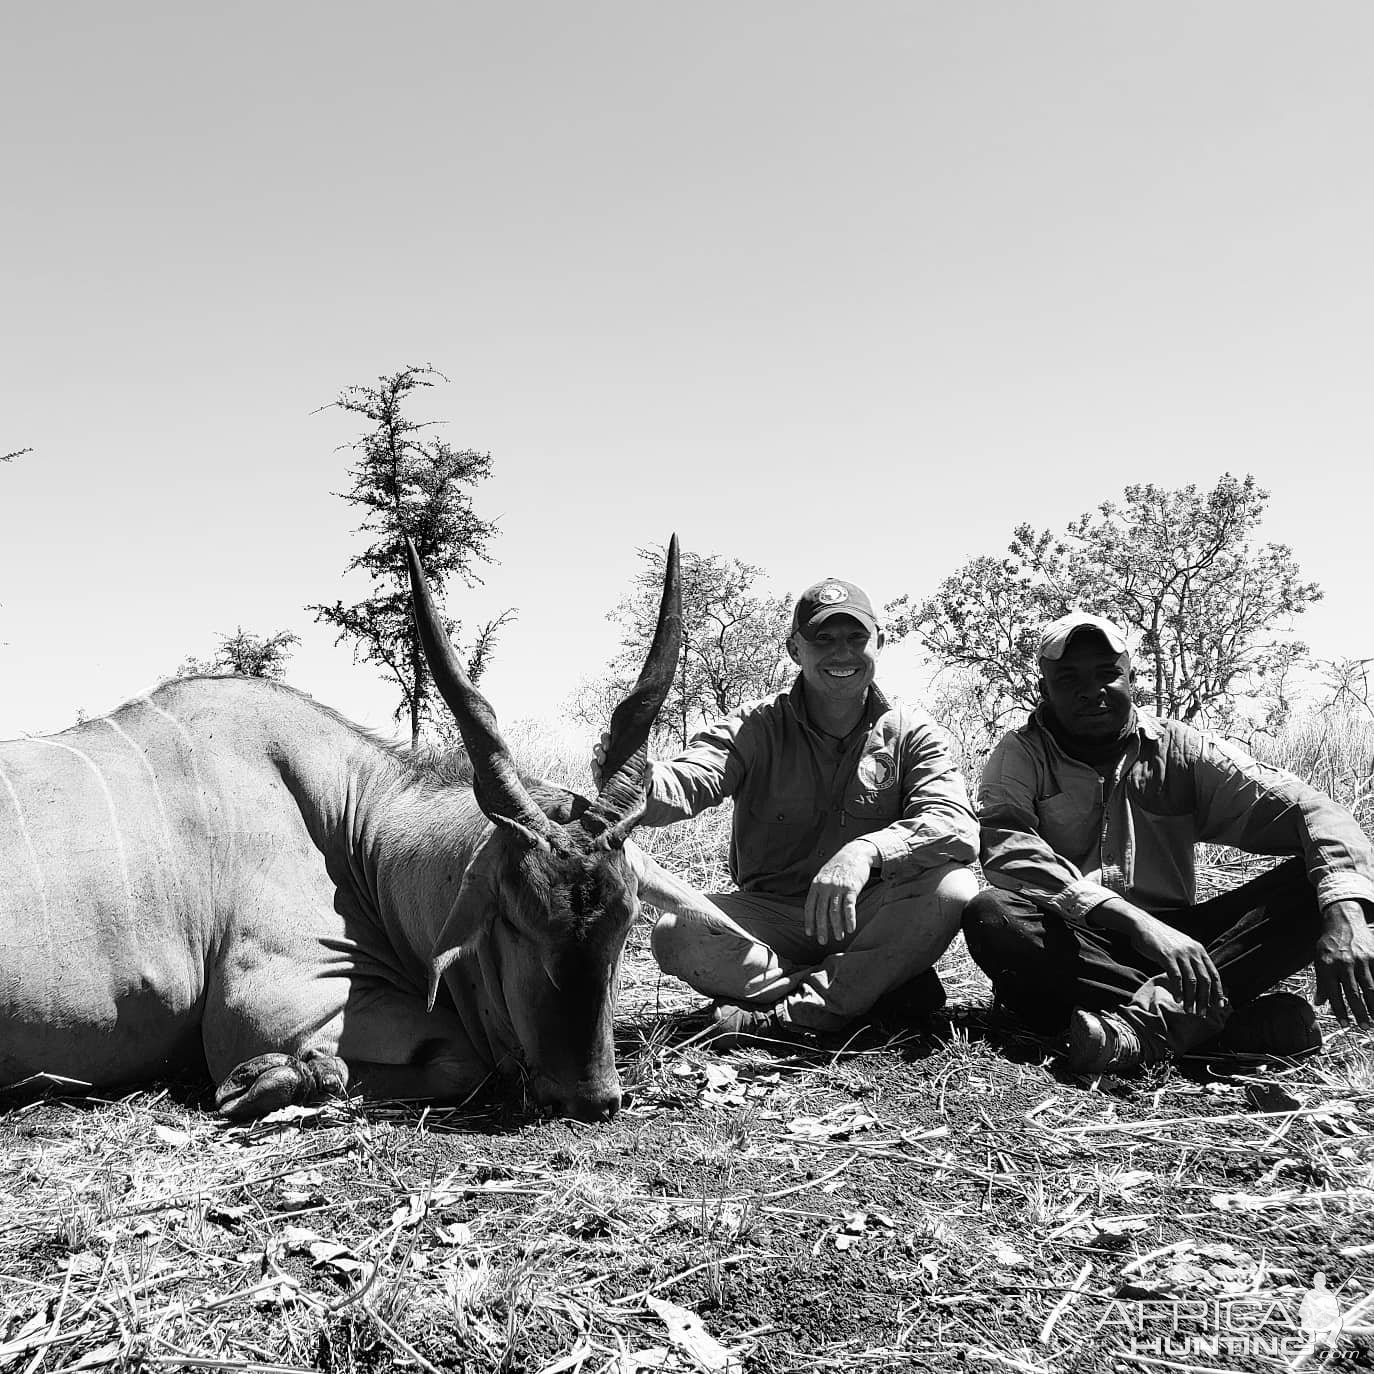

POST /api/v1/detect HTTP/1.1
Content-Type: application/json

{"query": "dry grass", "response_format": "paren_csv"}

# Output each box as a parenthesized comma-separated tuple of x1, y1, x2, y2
(1250, 709, 1374, 837)
(3, 724, 1373, 1373)
(2, 952, 1372, 1372)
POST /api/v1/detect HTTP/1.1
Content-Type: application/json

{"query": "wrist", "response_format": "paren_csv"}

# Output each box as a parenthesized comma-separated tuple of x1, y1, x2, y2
(1087, 897, 1151, 936)
(1322, 899, 1370, 929)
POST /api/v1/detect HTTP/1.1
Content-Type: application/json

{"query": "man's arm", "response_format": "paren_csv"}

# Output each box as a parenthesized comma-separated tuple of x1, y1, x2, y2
(591, 708, 750, 827)
(1192, 736, 1374, 1023)
(1315, 899, 1374, 1024)
(979, 733, 1223, 1017)
(857, 717, 979, 879)
(805, 715, 978, 945)
(977, 733, 1115, 915)
(1084, 896, 1224, 1020)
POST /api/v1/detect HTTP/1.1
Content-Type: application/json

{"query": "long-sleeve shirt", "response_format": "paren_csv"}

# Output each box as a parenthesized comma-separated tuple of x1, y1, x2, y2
(643, 678, 979, 901)
(978, 707, 1374, 923)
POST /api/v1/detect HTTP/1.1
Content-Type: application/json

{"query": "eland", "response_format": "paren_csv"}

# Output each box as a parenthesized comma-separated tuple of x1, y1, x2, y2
(0, 537, 681, 1121)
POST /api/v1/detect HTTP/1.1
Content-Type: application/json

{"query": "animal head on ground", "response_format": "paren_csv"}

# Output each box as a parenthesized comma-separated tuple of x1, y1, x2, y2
(407, 534, 681, 1120)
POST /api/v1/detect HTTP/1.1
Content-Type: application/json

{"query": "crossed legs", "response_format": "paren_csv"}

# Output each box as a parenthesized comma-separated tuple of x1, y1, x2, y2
(961, 858, 1323, 1053)
(648, 862, 979, 1033)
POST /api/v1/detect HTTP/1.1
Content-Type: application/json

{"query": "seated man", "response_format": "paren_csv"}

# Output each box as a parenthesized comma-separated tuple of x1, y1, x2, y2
(964, 611, 1374, 1073)
(601, 577, 980, 1045)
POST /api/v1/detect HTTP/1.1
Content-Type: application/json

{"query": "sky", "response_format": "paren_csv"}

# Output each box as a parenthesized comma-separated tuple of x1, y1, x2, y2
(3, 2, 1372, 744)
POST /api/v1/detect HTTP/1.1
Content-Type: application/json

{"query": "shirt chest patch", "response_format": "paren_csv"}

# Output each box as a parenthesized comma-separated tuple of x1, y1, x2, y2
(857, 751, 897, 791)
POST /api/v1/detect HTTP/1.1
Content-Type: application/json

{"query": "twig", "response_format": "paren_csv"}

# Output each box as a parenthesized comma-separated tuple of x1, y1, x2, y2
(1055, 1098, 1371, 1137)
(614, 1250, 756, 1307)
(1037, 1260, 1092, 1345)
(22, 1259, 75, 1374)
(361, 1303, 445, 1374)
(1212, 1186, 1374, 1211)
(1121, 1239, 1195, 1277)
(142, 1358, 315, 1373)
(646, 1149, 860, 1208)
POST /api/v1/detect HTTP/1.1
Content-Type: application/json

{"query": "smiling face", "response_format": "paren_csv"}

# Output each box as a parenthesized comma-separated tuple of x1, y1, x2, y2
(788, 613, 883, 715)
(1038, 632, 1134, 742)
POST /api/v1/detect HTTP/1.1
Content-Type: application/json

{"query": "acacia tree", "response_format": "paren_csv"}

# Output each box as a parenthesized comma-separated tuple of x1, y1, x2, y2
(574, 546, 792, 750)
(888, 474, 1321, 739)
(309, 366, 507, 747)
(174, 627, 301, 680)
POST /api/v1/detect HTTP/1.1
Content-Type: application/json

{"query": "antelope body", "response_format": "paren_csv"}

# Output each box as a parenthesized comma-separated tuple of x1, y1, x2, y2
(0, 539, 681, 1121)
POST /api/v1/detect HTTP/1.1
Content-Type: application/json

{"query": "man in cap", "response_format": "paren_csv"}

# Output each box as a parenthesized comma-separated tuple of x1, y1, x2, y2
(596, 576, 980, 1046)
(963, 611, 1374, 1073)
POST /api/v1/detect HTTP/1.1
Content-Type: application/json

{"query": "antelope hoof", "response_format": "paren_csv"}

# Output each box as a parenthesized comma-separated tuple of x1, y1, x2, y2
(215, 1050, 348, 1120)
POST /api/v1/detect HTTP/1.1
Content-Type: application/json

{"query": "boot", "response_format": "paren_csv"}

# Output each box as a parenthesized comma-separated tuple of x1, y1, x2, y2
(1065, 1007, 1168, 1074)
(1212, 991, 1321, 1056)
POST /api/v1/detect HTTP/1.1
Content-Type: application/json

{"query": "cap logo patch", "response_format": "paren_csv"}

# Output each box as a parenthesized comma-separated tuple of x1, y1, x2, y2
(815, 584, 848, 605)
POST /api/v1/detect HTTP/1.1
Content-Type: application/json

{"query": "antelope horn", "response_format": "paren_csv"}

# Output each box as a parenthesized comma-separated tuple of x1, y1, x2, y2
(583, 534, 682, 839)
(405, 539, 555, 840)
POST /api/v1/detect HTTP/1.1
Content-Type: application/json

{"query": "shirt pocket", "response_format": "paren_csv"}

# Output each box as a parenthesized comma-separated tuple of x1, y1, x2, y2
(1036, 792, 1100, 861)
(744, 798, 818, 874)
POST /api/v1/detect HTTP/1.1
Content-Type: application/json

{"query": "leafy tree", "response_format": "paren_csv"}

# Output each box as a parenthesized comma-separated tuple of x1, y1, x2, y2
(889, 474, 1321, 736)
(576, 546, 792, 750)
(309, 366, 506, 747)
(174, 627, 301, 680)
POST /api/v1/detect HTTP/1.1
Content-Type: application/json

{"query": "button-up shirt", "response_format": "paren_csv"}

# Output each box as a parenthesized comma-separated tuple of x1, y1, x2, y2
(642, 679, 978, 901)
(978, 707, 1374, 923)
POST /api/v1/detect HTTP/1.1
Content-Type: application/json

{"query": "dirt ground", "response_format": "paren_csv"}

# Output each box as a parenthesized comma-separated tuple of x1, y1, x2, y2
(2, 930, 1373, 1374)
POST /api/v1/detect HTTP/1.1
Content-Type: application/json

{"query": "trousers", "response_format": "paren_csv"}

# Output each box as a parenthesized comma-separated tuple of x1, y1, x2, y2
(651, 862, 978, 1032)
(962, 858, 1322, 1049)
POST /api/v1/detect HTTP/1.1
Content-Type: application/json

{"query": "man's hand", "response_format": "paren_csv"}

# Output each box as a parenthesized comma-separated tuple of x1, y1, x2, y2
(804, 840, 880, 945)
(1314, 900, 1374, 1024)
(1130, 916, 1225, 1020)
(589, 731, 611, 790)
(1090, 899, 1225, 1020)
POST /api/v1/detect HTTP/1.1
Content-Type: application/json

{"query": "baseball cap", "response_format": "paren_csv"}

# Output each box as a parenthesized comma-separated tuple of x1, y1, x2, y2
(1037, 612, 1130, 661)
(791, 578, 880, 638)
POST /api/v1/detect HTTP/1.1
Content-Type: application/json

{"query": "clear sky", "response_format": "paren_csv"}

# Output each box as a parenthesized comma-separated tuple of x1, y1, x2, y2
(3, 2, 1371, 743)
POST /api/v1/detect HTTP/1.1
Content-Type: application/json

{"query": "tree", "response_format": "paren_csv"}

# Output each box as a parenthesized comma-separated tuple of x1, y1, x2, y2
(174, 627, 301, 680)
(889, 474, 1321, 736)
(308, 366, 506, 747)
(1322, 657, 1374, 723)
(575, 545, 792, 750)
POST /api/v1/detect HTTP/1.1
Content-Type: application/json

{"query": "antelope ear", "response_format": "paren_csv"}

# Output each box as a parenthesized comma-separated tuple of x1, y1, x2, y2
(622, 836, 709, 912)
(427, 836, 504, 1010)
(491, 813, 556, 852)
